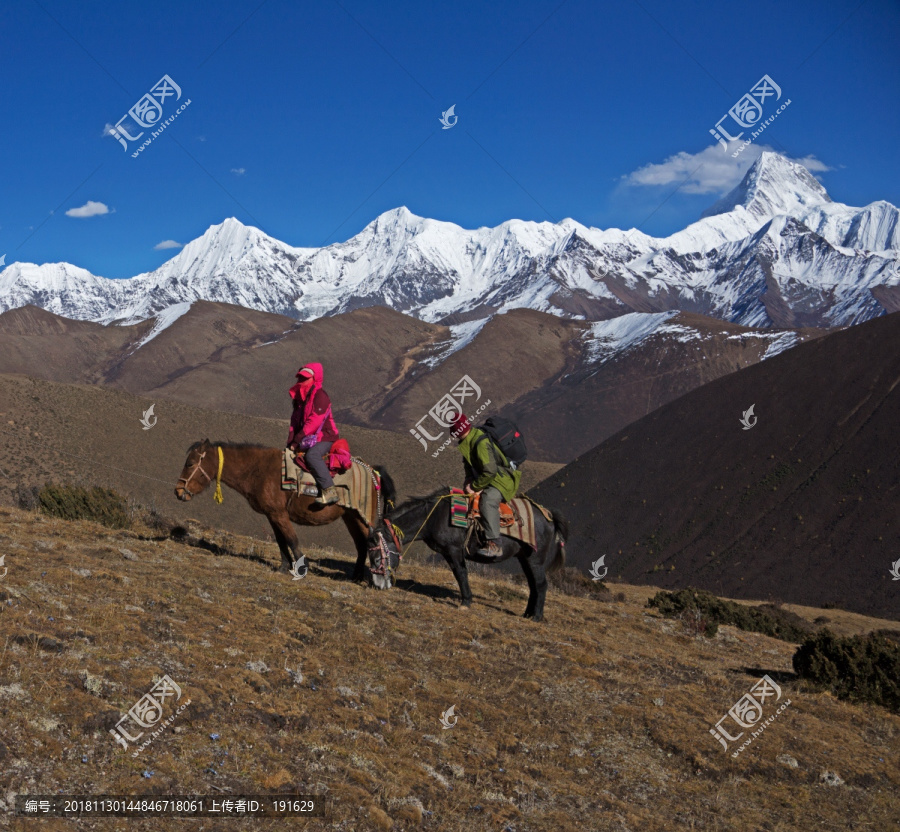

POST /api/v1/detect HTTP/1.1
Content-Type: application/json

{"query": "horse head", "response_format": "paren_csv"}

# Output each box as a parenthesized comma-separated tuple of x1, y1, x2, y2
(174, 439, 214, 502)
(366, 521, 402, 589)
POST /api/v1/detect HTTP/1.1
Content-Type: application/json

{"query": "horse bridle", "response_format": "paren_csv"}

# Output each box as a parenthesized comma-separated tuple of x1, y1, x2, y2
(369, 519, 403, 577)
(177, 449, 212, 495)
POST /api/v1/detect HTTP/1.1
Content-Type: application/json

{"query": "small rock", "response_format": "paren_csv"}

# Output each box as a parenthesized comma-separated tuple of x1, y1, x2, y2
(652, 697, 664, 707)
(119, 548, 138, 561)
(173, 726, 186, 734)
(777, 754, 799, 769)
(70, 568, 92, 578)
(819, 770, 844, 787)
(245, 660, 269, 674)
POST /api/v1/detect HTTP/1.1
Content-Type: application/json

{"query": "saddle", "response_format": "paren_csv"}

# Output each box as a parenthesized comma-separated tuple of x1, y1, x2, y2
(451, 488, 516, 527)
(292, 438, 353, 475)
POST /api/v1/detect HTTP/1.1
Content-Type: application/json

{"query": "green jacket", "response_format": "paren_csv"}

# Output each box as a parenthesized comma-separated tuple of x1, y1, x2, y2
(458, 428, 522, 503)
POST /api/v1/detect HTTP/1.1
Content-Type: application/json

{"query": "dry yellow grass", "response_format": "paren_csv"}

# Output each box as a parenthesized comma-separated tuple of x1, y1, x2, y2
(0, 504, 898, 831)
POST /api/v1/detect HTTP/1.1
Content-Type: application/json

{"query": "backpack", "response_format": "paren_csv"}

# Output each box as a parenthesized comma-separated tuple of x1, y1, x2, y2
(474, 416, 527, 469)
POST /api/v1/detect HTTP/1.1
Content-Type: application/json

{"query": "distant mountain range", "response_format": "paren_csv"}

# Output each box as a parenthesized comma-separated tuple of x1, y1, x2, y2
(1, 153, 898, 330)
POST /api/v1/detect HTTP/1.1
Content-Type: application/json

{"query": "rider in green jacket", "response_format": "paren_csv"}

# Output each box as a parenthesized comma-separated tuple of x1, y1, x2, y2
(453, 414, 522, 558)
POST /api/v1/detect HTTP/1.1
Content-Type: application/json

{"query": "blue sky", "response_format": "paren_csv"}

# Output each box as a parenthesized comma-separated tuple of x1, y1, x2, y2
(2, 0, 898, 277)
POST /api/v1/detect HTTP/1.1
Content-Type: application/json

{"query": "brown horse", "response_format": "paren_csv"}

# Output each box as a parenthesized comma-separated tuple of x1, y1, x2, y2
(174, 439, 396, 580)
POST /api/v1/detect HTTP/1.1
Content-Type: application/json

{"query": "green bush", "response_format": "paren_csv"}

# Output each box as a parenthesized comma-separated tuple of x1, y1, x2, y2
(646, 587, 814, 643)
(793, 630, 900, 713)
(35, 484, 131, 529)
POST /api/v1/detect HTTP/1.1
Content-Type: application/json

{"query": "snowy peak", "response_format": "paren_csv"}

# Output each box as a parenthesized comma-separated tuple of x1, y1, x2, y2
(0, 153, 896, 332)
(702, 152, 831, 221)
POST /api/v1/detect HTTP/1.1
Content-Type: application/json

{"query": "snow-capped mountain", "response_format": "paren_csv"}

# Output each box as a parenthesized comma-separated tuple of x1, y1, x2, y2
(1, 153, 898, 330)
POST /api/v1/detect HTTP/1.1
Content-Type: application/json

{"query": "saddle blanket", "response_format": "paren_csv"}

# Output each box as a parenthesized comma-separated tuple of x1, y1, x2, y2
(282, 448, 380, 527)
(448, 488, 553, 550)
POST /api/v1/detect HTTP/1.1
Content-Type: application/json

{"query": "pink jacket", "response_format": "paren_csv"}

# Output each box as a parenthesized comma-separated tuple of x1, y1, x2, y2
(287, 362, 339, 447)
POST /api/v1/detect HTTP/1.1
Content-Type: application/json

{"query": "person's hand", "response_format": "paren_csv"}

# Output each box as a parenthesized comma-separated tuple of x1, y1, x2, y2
(464, 483, 476, 495)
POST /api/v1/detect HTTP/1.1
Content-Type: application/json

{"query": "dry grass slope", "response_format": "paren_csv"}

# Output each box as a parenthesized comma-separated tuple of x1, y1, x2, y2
(1, 506, 898, 831)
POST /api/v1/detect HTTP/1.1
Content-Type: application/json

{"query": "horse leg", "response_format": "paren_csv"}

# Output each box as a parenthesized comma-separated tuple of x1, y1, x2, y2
(442, 551, 474, 608)
(342, 512, 370, 582)
(519, 549, 548, 621)
(268, 512, 303, 574)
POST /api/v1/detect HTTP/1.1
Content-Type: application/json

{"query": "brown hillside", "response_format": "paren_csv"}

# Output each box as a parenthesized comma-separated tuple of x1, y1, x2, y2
(506, 311, 825, 461)
(0, 305, 152, 383)
(102, 301, 295, 393)
(530, 311, 900, 620)
(0, 505, 897, 831)
(0, 303, 825, 464)
(0, 373, 559, 553)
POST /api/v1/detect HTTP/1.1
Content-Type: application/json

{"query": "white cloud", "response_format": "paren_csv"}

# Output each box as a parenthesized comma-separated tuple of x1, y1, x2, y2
(621, 145, 831, 195)
(66, 201, 111, 218)
(154, 240, 183, 250)
(231, 167, 246, 176)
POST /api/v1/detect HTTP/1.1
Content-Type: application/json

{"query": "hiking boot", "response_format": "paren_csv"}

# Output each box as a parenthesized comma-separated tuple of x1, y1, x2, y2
(477, 539, 504, 559)
(314, 486, 339, 506)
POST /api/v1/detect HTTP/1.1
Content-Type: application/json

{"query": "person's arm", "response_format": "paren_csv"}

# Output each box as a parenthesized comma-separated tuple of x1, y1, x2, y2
(471, 435, 498, 491)
(300, 390, 331, 437)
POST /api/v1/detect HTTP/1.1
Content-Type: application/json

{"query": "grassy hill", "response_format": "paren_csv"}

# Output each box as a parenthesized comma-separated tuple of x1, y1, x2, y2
(0, 504, 898, 831)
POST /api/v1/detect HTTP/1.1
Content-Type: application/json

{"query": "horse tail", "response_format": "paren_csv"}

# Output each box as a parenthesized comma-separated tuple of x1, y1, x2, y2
(548, 508, 569, 573)
(374, 466, 398, 513)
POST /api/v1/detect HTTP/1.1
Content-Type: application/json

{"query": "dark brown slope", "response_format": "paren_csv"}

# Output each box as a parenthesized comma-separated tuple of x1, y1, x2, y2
(530, 311, 900, 620)
(102, 300, 295, 392)
(348, 308, 824, 462)
(0, 302, 824, 465)
(0, 305, 152, 382)
(346, 307, 583, 432)
(145, 305, 444, 417)
(0, 373, 559, 551)
(504, 311, 825, 461)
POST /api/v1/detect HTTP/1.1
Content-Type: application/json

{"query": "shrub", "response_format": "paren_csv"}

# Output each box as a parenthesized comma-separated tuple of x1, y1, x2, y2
(680, 607, 718, 638)
(646, 587, 814, 643)
(33, 484, 131, 529)
(793, 630, 900, 713)
(548, 566, 612, 599)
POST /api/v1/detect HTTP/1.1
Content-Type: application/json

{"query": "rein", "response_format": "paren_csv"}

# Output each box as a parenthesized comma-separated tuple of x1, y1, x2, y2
(396, 494, 453, 558)
(177, 446, 225, 503)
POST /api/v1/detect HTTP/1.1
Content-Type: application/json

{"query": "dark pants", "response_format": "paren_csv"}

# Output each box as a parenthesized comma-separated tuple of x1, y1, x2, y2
(479, 486, 502, 540)
(305, 441, 334, 490)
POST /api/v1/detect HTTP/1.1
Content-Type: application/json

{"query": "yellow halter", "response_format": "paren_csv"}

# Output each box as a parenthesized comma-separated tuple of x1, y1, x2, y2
(213, 446, 224, 504)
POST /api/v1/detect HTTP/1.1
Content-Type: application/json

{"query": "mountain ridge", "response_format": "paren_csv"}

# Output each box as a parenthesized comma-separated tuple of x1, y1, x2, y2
(1, 153, 898, 330)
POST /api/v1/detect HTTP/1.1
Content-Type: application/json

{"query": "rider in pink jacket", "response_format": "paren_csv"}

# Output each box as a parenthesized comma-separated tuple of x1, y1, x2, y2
(287, 362, 340, 505)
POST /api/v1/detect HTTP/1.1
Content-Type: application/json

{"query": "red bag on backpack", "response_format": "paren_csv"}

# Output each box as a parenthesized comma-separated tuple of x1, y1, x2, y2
(327, 439, 352, 474)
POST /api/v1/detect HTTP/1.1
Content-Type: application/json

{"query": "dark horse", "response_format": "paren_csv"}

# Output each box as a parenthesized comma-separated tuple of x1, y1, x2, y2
(379, 491, 568, 621)
(174, 439, 395, 580)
